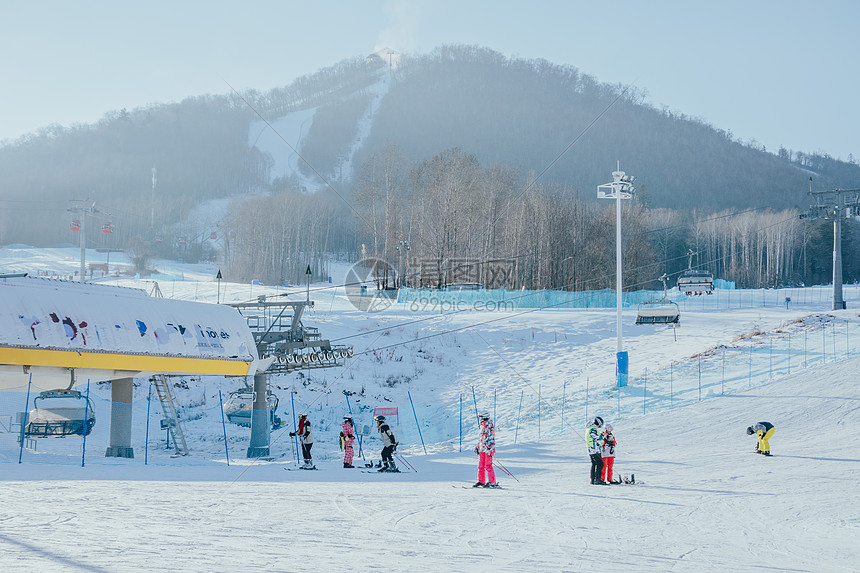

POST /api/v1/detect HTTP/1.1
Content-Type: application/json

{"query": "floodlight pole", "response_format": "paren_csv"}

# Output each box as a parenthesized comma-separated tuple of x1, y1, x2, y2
(598, 164, 635, 387)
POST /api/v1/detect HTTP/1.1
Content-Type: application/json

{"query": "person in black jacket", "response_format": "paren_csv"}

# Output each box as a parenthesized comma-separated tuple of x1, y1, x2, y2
(289, 413, 315, 468)
(375, 415, 399, 472)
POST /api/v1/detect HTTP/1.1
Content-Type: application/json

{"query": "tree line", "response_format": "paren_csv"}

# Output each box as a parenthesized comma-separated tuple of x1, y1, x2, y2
(221, 144, 857, 290)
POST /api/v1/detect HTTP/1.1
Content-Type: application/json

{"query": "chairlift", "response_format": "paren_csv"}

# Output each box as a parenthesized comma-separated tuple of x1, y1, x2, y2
(223, 388, 281, 429)
(101, 222, 113, 234)
(25, 390, 95, 437)
(70, 220, 81, 232)
(636, 273, 681, 326)
(635, 299, 680, 325)
(677, 250, 714, 295)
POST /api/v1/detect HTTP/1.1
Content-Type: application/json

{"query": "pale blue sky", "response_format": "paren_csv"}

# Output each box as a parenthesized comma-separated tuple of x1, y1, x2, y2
(1, 1, 856, 160)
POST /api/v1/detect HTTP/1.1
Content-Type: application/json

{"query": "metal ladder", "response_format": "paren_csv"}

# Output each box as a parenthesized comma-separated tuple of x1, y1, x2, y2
(151, 374, 189, 456)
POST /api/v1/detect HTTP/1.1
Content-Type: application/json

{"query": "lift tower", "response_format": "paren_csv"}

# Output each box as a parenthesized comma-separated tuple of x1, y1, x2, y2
(800, 181, 860, 311)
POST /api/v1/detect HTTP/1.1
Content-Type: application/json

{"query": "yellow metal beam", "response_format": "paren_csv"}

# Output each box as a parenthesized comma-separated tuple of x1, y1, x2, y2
(0, 345, 252, 376)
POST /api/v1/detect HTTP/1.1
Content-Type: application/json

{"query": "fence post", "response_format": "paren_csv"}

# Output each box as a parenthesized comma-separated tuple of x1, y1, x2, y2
(81, 380, 91, 468)
(344, 392, 364, 459)
(290, 392, 299, 464)
(698, 356, 701, 401)
(459, 394, 462, 453)
(831, 321, 836, 359)
(643, 371, 647, 415)
(145, 382, 152, 465)
(407, 391, 427, 455)
(538, 384, 541, 440)
(561, 381, 566, 433)
(721, 348, 725, 395)
(219, 390, 230, 466)
(514, 390, 523, 444)
(18, 373, 33, 464)
(585, 377, 589, 426)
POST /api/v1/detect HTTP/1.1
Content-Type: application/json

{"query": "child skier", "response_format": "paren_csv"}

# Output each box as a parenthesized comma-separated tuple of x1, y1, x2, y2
(586, 416, 605, 485)
(375, 415, 399, 472)
(747, 421, 775, 456)
(341, 415, 356, 468)
(474, 412, 499, 488)
(601, 424, 617, 484)
(289, 413, 315, 469)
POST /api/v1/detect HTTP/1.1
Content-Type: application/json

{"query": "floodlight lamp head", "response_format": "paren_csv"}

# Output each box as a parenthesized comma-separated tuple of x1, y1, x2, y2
(611, 171, 625, 182)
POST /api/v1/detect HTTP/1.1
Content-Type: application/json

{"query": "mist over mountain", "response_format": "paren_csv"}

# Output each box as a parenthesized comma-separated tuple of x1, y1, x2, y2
(1, 45, 857, 288)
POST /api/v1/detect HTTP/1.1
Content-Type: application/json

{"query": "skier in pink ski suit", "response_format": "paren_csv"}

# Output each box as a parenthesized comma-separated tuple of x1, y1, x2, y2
(474, 412, 498, 488)
(341, 416, 356, 468)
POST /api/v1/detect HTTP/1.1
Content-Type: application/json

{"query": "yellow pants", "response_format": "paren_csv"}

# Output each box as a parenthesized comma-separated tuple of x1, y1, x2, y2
(757, 427, 775, 453)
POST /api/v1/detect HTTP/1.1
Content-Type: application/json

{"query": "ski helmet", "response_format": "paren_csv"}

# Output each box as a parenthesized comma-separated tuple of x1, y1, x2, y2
(605, 424, 613, 433)
(593, 416, 604, 428)
(478, 412, 490, 420)
(375, 415, 386, 422)
(746, 426, 755, 435)
(299, 413, 307, 419)
(344, 415, 353, 423)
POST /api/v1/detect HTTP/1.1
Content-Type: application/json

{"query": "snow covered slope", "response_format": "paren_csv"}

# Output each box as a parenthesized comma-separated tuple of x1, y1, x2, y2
(1, 247, 859, 571)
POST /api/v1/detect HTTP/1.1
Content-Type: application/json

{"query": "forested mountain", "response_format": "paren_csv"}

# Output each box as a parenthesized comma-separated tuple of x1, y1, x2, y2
(1, 45, 858, 289)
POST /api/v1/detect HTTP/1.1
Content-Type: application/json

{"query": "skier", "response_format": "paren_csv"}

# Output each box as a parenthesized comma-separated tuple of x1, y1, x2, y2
(747, 421, 775, 456)
(289, 413, 315, 469)
(586, 416, 606, 485)
(375, 415, 399, 472)
(474, 412, 499, 488)
(341, 415, 356, 468)
(601, 424, 617, 484)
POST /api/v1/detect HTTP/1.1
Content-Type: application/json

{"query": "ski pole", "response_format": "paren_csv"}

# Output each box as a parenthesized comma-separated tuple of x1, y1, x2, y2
(494, 459, 519, 482)
(395, 453, 415, 471)
(395, 452, 416, 472)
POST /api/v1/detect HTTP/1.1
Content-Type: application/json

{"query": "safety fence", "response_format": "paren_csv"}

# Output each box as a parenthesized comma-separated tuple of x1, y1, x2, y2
(397, 284, 860, 312)
(3, 317, 857, 466)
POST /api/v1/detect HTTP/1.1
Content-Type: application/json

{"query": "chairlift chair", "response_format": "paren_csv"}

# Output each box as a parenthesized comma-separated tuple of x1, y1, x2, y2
(635, 299, 680, 325)
(223, 388, 281, 429)
(25, 390, 96, 437)
(677, 250, 714, 295)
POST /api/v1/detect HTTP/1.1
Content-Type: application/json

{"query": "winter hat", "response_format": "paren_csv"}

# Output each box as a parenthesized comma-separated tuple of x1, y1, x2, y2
(593, 416, 604, 428)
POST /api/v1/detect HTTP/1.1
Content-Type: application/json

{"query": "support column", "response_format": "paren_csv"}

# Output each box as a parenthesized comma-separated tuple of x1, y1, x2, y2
(105, 377, 134, 458)
(247, 372, 270, 458)
(833, 216, 844, 310)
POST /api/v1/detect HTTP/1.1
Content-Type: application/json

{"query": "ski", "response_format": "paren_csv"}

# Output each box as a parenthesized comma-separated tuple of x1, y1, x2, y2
(284, 466, 318, 471)
(457, 484, 503, 489)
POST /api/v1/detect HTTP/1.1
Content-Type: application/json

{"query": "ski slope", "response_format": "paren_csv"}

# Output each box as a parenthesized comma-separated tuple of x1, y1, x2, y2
(1, 247, 859, 572)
